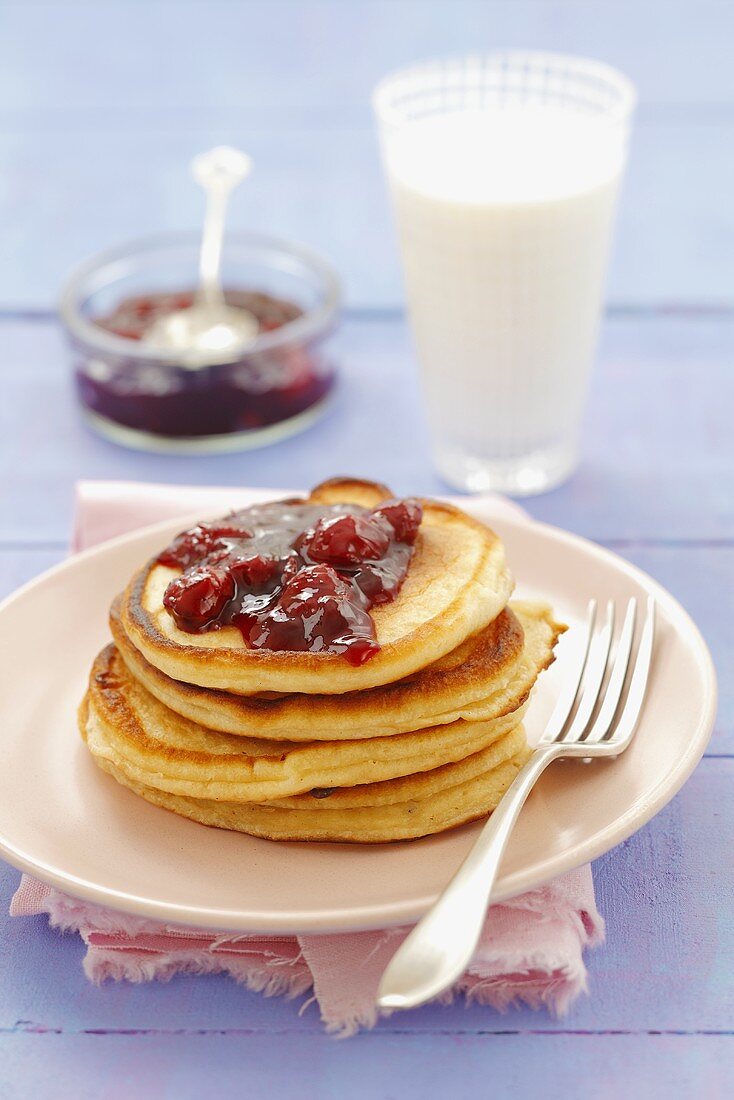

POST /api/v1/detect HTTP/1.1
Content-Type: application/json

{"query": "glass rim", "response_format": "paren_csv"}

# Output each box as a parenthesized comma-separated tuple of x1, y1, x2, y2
(373, 50, 637, 128)
(59, 229, 342, 365)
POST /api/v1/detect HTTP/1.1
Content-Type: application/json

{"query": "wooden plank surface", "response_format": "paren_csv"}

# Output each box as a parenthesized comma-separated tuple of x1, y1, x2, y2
(0, 1033, 730, 1100)
(1, 119, 732, 310)
(0, 2, 733, 308)
(4, 0, 734, 114)
(0, 314, 732, 544)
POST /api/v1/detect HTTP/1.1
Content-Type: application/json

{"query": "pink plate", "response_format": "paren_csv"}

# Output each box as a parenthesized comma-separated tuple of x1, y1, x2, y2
(0, 505, 716, 933)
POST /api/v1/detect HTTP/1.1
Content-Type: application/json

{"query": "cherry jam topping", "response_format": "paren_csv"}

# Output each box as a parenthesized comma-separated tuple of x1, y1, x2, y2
(95, 290, 302, 342)
(80, 290, 333, 440)
(157, 499, 423, 666)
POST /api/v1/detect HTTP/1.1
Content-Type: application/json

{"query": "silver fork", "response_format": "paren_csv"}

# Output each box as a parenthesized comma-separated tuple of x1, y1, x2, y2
(377, 595, 656, 1013)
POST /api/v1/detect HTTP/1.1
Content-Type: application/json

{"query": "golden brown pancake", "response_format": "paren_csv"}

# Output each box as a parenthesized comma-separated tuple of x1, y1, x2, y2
(119, 478, 514, 695)
(82, 644, 532, 802)
(82, 706, 531, 843)
(112, 600, 562, 741)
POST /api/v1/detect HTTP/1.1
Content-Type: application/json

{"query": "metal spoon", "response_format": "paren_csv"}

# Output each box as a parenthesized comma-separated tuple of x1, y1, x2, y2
(145, 146, 259, 365)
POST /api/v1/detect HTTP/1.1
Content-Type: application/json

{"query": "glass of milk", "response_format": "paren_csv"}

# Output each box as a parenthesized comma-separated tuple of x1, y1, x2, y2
(374, 53, 635, 494)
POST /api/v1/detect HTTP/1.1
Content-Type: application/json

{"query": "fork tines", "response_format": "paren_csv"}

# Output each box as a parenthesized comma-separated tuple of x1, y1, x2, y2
(544, 596, 656, 748)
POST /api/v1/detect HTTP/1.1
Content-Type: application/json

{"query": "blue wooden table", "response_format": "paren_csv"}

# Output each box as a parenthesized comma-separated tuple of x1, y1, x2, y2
(0, 2, 732, 1096)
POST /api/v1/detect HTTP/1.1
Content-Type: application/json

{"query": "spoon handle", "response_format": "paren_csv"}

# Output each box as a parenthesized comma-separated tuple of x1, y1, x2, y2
(192, 147, 252, 307)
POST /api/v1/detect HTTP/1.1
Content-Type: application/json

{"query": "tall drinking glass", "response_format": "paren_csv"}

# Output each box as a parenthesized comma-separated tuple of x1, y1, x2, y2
(374, 52, 635, 494)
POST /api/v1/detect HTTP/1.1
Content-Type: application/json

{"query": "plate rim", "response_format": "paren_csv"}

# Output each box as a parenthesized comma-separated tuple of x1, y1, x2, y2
(0, 509, 718, 933)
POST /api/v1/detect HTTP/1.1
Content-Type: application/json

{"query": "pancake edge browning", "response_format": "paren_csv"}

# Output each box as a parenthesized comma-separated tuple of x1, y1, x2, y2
(113, 600, 564, 741)
(112, 598, 562, 740)
(82, 642, 532, 802)
(82, 714, 532, 843)
(119, 478, 514, 695)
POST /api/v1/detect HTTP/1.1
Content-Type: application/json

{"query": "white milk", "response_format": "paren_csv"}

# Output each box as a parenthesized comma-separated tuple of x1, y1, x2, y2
(384, 107, 625, 488)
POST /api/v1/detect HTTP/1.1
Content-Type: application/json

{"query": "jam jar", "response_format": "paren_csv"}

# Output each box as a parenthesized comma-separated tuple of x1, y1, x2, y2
(60, 231, 341, 452)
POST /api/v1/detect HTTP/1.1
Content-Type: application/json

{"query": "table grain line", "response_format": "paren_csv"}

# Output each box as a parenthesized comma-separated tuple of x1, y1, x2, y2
(1, 1025, 732, 1038)
(1, 304, 734, 324)
(3, 101, 734, 129)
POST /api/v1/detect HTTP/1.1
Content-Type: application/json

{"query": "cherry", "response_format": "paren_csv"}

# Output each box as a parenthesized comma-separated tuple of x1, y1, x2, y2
(163, 565, 235, 629)
(158, 522, 251, 569)
(227, 552, 281, 588)
(247, 564, 377, 659)
(305, 513, 391, 565)
(278, 562, 352, 605)
(373, 499, 423, 544)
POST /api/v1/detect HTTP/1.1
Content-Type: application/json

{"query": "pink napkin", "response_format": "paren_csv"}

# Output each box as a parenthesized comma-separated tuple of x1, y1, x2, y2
(10, 480, 604, 1036)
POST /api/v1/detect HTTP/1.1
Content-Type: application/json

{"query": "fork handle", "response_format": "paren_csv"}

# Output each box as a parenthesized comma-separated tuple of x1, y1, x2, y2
(377, 743, 563, 1011)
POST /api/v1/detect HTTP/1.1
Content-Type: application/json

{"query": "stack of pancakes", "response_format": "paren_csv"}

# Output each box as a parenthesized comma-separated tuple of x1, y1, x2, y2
(80, 479, 565, 843)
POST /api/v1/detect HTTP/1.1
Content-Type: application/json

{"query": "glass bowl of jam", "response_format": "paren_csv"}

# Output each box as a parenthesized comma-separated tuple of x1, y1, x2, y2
(60, 231, 341, 452)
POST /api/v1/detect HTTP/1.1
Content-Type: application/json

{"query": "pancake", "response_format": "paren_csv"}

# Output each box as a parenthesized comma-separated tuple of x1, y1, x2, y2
(120, 478, 514, 695)
(112, 600, 562, 741)
(82, 644, 530, 801)
(82, 710, 532, 842)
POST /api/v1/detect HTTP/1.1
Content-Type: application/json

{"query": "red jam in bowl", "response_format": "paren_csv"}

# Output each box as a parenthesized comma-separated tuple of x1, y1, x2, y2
(157, 497, 424, 666)
(75, 289, 334, 439)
